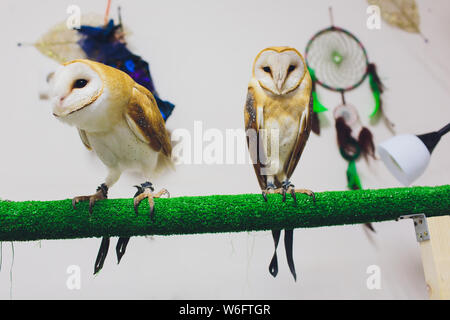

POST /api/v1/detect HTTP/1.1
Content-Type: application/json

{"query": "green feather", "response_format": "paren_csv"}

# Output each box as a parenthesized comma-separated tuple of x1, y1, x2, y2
(312, 91, 328, 113)
(347, 160, 362, 190)
(309, 67, 318, 82)
(308, 67, 328, 113)
(369, 72, 381, 118)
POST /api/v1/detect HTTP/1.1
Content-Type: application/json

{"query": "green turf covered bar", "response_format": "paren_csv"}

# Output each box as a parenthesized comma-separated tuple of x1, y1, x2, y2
(0, 185, 448, 242)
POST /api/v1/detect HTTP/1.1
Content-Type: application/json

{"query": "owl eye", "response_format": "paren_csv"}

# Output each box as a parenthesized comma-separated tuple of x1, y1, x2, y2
(73, 79, 88, 89)
(288, 65, 296, 73)
(262, 66, 271, 73)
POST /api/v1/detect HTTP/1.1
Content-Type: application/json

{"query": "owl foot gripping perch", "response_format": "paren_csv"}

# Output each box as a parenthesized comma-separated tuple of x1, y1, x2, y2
(72, 183, 108, 214)
(262, 181, 315, 203)
(133, 182, 170, 220)
(71, 181, 170, 274)
(71, 182, 121, 274)
(115, 181, 170, 267)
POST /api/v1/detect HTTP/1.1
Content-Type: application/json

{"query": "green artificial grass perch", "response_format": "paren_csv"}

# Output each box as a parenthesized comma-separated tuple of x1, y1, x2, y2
(0, 185, 448, 242)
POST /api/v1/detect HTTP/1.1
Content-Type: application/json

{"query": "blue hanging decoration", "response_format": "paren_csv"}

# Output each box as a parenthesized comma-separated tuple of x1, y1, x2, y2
(76, 18, 174, 121)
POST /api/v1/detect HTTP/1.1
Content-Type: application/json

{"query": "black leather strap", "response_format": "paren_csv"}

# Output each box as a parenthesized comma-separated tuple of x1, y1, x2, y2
(268, 229, 297, 281)
(94, 237, 110, 275)
(116, 237, 130, 264)
(284, 229, 297, 281)
(268, 230, 281, 278)
(134, 181, 154, 196)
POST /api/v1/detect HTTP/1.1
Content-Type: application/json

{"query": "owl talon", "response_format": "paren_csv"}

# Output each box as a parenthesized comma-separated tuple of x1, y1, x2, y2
(282, 181, 315, 204)
(292, 188, 315, 203)
(72, 183, 108, 214)
(261, 184, 276, 202)
(72, 196, 88, 209)
(290, 188, 297, 203)
(133, 182, 169, 220)
(262, 191, 268, 202)
(149, 204, 155, 220)
(89, 198, 96, 214)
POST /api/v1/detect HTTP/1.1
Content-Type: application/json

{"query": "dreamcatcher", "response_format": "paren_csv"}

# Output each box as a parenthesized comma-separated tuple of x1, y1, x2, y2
(305, 10, 394, 231)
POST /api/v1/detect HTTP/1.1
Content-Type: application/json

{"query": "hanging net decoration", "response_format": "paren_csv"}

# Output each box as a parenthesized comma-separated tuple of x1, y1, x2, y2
(304, 14, 395, 232)
(305, 26, 369, 92)
(305, 22, 396, 132)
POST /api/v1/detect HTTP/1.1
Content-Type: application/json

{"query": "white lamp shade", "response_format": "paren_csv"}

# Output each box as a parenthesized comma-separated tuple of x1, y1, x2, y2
(378, 134, 431, 186)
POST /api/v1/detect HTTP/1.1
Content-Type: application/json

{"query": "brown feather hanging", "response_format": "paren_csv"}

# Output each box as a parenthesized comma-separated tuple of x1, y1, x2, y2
(368, 63, 396, 133)
(311, 112, 321, 135)
(335, 117, 358, 156)
(358, 127, 376, 160)
(310, 80, 322, 135)
(368, 63, 384, 94)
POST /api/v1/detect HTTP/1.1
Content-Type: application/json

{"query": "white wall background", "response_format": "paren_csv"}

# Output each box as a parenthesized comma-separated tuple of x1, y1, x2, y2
(0, 0, 449, 299)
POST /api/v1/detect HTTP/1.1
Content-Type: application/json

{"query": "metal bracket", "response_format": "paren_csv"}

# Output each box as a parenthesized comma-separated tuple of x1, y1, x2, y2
(397, 214, 430, 242)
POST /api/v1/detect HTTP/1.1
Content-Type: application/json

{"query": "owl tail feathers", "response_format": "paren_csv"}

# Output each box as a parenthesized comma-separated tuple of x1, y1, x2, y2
(154, 95, 175, 122)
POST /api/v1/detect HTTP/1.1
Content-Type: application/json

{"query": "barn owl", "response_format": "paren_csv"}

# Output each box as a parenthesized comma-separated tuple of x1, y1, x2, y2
(244, 47, 314, 280)
(50, 59, 172, 274)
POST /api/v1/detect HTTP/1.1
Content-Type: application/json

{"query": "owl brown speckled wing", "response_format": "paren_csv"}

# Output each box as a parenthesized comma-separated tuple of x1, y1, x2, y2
(125, 84, 172, 157)
(244, 87, 267, 190)
(284, 91, 313, 179)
